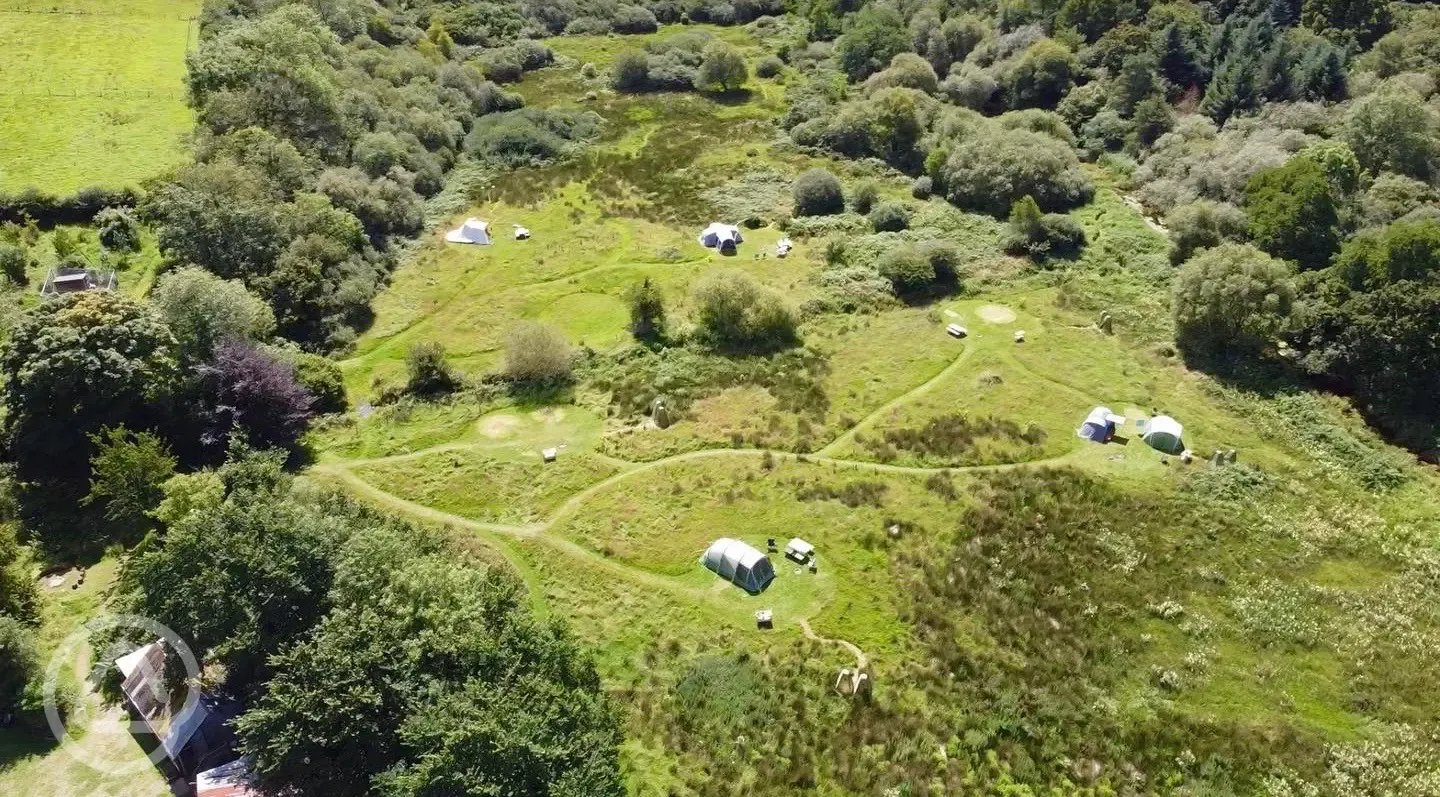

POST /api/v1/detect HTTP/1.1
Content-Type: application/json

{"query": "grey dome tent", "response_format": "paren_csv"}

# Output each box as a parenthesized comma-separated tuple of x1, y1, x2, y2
(701, 538, 775, 594)
(1142, 415, 1184, 454)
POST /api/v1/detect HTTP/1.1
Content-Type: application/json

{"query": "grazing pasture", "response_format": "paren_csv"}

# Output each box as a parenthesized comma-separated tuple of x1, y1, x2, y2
(0, 0, 198, 193)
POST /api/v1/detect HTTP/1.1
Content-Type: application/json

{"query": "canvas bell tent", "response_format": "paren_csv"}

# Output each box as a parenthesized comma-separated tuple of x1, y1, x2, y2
(1076, 406, 1126, 443)
(698, 222, 743, 252)
(701, 538, 775, 593)
(445, 218, 491, 245)
(1142, 415, 1185, 453)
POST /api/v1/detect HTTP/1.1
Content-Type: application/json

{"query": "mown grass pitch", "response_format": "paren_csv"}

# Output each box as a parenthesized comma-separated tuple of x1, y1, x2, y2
(0, 0, 198, 192)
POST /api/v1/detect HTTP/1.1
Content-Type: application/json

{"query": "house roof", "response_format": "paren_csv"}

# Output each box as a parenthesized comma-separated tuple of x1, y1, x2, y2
(196, 757, 259, 797)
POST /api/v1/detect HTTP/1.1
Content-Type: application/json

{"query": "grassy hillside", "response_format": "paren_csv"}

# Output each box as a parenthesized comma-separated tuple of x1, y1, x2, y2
(0, 0, 198, 193)
(307, 26, 1440, 796)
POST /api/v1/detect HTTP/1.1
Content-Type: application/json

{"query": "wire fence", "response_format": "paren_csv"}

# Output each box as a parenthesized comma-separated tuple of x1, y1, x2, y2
(0, 88, 187, 98)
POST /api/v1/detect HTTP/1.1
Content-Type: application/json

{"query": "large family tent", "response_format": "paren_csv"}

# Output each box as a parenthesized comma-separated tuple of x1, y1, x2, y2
(701, 538, 776, 594)
(698, 222, 743, 252)
(445, 218, 491, 245)
(1076, 406, 1126, 443)
(1142, 415, 1185, 454)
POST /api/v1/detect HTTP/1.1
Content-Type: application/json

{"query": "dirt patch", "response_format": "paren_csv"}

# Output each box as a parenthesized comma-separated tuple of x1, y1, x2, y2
(478, 414, 522, 439)
(531, 407, 567, 424)
(977, 304, 1017, 324)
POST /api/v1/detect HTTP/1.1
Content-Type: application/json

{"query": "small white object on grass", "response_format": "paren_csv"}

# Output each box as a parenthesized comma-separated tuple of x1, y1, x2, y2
(1014, 330, 1026, 343)
(541, 447, 558, 463)
(946, 324, 968, 338)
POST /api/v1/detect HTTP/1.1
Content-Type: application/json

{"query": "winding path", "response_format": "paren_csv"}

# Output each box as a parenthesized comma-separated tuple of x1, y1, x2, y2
(798, 618, 868, 671)
(314, 312, 1107, 661)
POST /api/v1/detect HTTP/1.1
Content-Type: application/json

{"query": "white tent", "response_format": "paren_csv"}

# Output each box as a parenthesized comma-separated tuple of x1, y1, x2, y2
(698, 222, 743, 252)
(445, 218, 492, 245)
(1142, 415, 1185, 454)
(776, 238, 793, 257)
(701, 538, 775, 593)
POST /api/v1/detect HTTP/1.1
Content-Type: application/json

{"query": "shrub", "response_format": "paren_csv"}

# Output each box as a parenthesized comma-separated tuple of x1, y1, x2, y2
(0, 616, 37, 713)
(628, 277, 666, 342)
(940, 65, 999, 110)
(1004, 196, 1085, 259)
(95, 206, 142, 252)
(482, 51, 523, 84)
(286, 350, 347, 414)
(876, 247, 935, 293)
(916, 239, 964, 285)
(850, 182, 879, 214)
(1173, 243, 1294, 357)
(937, 127, 1093, 215)
(504, 322, 573, 383)
(613, 50, 650, 91)
(695, 41, 748, 92)
(611, 5, 658, 33)
(1165, 200, 1249, 264)
(792, 169, 845, 216)
(911, 175, 933, 199)
(869, 201, 910, 232)
(692, 270, 798, 353)
(405, 342, 459, 396)
(864, 53, 939, 95)
(0, 243, 29, 286)
(1004, 38, 1078, 109)
(464, 108, 601, 168)
(755, 55, 783, 78)
(1360, 172, 1437, 227)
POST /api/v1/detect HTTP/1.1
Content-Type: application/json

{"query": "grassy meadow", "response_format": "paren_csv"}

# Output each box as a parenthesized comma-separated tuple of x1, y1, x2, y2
(301, 24, 1440, 796)
(0, 0, 198, 192)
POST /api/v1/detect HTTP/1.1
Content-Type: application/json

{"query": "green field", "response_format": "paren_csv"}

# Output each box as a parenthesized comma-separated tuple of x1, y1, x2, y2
(0, 0, 198, 192)
(306, 26, 1440, 795)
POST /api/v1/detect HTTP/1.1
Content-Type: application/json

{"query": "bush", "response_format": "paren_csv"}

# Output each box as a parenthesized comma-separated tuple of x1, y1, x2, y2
(864, 53, 939, 95)
(482, 51, 523, 84)
(287, 350, 347, 414)
(850, 182, 879, 214)
(0, 244, 29, 286)
(611, 5, 658, 33)
(1165, 200, 1249, 264)
(1359, 172, 1436, 227)
(695, 41, 748, 92)
(504, 322, 573, 383)
(911, 175, 933, 199)
(692, 270, 798, 353)
(869, 201, 910, 232)
(1173, 243, 1294, 357)
(792, 169, 845, 216)
(405, 342, 460, 396)
(464, 108, 601, 168)
(1004, 196, 1085, 259)
(95, 207, 141, 252)
(877, 247, 935, 293)
(613, 50, 650, 91)
(936, 127, 1093, 215)
(755, 55, 783, 78)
